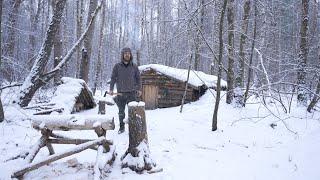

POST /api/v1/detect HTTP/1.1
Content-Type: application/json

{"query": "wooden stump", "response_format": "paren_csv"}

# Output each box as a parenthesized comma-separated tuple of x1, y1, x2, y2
(121, 101, 156, 173)
(98, 100, 106, 114)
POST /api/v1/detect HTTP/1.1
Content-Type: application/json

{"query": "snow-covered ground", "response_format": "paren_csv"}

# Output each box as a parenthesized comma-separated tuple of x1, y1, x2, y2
(1, 90, 320, 180)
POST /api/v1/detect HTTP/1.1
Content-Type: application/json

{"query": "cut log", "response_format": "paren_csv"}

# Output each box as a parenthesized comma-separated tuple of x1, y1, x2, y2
(31, 115, 115, 131)
(121, 101, 156, 173)
(12, 137, 107, 178)
(98, 100, 106, 114)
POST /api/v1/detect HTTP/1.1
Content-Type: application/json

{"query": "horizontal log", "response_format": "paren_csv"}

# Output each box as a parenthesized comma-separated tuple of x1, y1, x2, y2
(32, 115, 115, 131)
(48, 138, 112, 152)
(48, 138, 113, 146)
(49, 138, 92, 144)
(24, 103, 56, 110)
(12, 137, 107, 178)
(33, 108, 64, 115)
(142, 74, 200, 89)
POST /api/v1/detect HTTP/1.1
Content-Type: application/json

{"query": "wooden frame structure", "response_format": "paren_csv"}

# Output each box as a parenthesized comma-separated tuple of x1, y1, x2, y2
(11, 115, 115, 179)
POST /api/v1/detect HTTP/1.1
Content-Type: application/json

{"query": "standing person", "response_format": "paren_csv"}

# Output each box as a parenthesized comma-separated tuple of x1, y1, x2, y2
(109, 47, 142, 134)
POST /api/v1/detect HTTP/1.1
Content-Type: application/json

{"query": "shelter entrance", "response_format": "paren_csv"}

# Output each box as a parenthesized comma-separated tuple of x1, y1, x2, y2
(142, 85, 158, 110)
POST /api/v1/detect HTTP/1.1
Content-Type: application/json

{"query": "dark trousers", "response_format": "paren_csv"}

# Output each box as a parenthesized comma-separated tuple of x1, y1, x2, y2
(114, 92, 137, 127)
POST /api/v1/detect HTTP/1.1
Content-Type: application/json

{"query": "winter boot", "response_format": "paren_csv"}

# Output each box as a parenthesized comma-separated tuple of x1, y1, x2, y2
(118, 123, 125, 134)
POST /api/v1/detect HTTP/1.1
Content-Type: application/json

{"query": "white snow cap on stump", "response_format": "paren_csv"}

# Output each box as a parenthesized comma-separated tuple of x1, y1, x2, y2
(128, 101, 145, 107)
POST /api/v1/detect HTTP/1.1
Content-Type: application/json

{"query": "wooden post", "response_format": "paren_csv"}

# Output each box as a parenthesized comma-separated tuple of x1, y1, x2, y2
(98, 100, 106, 114)
(121, 101, 156, 173)
(41, 129, 55, 155)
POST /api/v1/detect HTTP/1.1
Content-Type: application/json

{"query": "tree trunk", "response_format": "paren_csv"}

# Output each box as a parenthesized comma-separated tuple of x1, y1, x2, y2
(226, 0, 235, 104)
(212, 0, 227, 131)
(79, 0, 98, 83)
(16, 0, 67, 107)
(239, 0, 251, 86)
(307, 30, 320, 112)
(244, 2, 257, 104)
(0, 0, 4, 122)
(76, 0, 84, 78)
(121, 102, 156, 172)
(93, 1, 106, 95)
(297, 0, 309, 106)
(235, 0, 251, 107)
(28, 0, 41, 68)
(52, 1, 63, 85)
(307, 78, 320, 112)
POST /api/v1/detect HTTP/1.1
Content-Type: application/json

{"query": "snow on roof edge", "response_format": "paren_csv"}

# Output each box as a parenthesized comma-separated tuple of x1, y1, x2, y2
(139, 64, 227, 88)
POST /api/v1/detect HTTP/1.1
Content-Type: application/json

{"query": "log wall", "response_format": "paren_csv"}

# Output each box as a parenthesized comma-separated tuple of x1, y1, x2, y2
(141, 69, 204, 108)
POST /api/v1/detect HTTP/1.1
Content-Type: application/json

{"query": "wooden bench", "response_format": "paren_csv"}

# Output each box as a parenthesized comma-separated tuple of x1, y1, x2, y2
(11, 114, 115, 179)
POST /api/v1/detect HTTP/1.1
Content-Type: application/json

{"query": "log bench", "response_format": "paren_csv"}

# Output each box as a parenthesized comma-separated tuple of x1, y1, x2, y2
(11, 114, 115, 179)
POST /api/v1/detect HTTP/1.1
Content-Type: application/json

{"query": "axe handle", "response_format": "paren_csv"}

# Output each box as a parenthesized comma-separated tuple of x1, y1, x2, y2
(103, 91, 123, 97)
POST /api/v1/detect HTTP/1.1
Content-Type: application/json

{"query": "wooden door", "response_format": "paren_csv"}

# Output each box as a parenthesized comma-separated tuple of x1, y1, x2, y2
(142, 85, 158, 110)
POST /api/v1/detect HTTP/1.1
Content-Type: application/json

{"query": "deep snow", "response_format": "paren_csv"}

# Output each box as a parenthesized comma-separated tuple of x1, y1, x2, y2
(1, 90, 320, 180)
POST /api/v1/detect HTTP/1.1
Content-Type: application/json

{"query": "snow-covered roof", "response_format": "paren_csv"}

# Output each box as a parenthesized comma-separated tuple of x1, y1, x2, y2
(139, 64, 227, 89)
(50, 77, 86, 114)
(50, 77, 95, 114)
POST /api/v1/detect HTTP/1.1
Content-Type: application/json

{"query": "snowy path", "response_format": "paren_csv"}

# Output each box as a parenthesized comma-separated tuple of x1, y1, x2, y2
(1, 91, 320, 180)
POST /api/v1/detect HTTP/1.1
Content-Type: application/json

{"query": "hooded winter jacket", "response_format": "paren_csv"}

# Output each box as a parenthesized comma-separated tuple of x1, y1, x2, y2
(109, 48, 141, 93)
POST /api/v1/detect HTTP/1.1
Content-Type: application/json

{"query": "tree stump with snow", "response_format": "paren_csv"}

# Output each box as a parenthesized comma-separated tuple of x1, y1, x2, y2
(121, 101, 157, 173)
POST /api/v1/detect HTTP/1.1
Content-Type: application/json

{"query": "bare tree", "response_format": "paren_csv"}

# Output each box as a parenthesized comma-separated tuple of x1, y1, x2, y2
(15, 1, 102, 107)
(194, 0, 205, 70)
(307, 26, 320, 112)
(16, 0, 67, 107)
(76, 0, 84, 78)
(93, 1, 106, 94)
(297, 0, 309, 105)
(0, 0, 4, 123)
(244, 2, 258, 104)
(212, 0, 227, 131)
(234, 0, 251, 107)
(52, 1, 63, 84)
(226, 0, 235, 104)
(79, 0, 98, 83)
